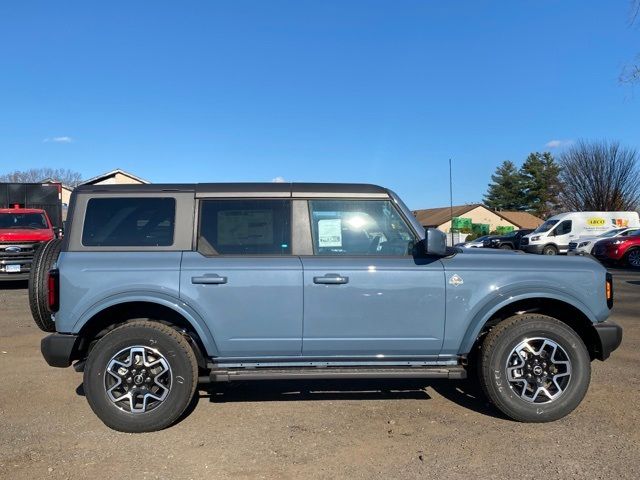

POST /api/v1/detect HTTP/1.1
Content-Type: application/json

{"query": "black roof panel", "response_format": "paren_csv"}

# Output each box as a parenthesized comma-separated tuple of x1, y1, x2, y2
(75, 182, 389, 198)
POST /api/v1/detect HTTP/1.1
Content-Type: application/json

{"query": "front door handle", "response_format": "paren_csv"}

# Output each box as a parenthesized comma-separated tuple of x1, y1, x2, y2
(313, 274, 349, 285)
(192, 274, 228, 285)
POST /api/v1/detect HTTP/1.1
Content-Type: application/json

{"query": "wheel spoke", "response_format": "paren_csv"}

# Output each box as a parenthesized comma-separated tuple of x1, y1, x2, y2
(505, 337, 572, 405)
(103, 345, 172, 414)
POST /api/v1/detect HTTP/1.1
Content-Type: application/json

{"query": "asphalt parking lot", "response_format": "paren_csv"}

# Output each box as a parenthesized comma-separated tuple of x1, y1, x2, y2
(1, 269, 639, 480)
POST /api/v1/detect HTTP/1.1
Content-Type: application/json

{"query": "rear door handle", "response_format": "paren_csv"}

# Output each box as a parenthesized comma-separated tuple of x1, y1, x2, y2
(313, 274, 349, 285)
(192, 274, 228, 285)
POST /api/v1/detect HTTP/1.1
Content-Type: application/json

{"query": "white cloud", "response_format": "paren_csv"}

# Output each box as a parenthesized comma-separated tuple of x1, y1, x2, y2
(545, 139, 573, 149)
(272, 176, 286, 183)
(44, 136, 73, 143)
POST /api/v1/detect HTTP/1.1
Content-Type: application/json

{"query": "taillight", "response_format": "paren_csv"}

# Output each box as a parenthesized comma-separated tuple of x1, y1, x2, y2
(605, 272, 613, 309)
(48, 269, 60, 312)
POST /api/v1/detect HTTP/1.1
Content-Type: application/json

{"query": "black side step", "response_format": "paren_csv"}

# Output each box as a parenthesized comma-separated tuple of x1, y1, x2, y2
(205, 366, 466, 382)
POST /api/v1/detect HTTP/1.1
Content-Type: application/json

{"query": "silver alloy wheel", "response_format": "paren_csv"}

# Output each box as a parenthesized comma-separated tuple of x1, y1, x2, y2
(505, 337, 571, 403)
(628, 250, 640, 267)
(104, 346, 172, 414)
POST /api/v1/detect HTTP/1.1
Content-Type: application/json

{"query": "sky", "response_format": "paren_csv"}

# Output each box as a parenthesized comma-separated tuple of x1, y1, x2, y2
(0, 0, 639, 209)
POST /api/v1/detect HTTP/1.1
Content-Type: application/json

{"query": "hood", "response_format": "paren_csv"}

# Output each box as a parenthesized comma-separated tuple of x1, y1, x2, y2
(0, 229, 54, 242)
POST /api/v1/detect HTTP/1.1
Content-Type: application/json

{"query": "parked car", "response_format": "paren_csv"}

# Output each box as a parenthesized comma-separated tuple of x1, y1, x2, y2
(483, 229, 534, 250)
(0, 207, 55, 280)
(592, 228, 640, 268)
(521, 211, 640, 255)
(568, 227, 640, 255)
(456, 235, 493, 248)
(34, 183, 621, 432)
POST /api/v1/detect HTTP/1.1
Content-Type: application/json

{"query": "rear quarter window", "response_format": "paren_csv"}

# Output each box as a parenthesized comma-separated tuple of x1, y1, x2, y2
(82, 197, 176, 247)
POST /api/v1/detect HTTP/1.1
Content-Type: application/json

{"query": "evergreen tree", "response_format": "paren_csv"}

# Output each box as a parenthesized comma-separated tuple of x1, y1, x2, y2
(483, 160, 525, 210)
(520, 152, 563, 218)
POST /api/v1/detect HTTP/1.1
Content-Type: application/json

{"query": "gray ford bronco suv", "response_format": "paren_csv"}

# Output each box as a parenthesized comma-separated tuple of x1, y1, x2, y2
(33, 183, 622, 432)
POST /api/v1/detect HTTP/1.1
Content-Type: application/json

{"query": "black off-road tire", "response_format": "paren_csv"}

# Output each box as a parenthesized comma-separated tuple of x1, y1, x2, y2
(28, 239, 62, 332)
(624, 248, 640, 269)
(478, 314, 591, 423)
(83, 320, 198, 433)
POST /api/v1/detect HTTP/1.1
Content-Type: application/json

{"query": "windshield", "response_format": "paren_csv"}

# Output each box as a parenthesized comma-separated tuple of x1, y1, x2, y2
(599, 228, 626, 238)
(533, 219, 558, 233)
(0, 212, 49, 230)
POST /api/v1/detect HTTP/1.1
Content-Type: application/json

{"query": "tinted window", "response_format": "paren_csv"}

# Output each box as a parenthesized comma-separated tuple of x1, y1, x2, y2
(198, 200, 291, 255)
(82, 198, 175, 247)
(554, 220, 572, 236)
(309, 200, 416, 256)
(0, 212, 48, 229)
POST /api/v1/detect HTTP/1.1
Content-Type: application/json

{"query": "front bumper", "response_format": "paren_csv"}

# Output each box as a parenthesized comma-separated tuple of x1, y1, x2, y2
(41, 333, 79, 368)
(524, 244, 544, 254)
(593, 321, 623, 361)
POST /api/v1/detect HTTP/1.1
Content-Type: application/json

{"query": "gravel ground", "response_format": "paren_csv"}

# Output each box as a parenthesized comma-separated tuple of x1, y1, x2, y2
(1, 269, 639, 480)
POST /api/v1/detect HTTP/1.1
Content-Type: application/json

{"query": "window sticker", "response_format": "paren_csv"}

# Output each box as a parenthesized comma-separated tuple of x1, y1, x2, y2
(217, 210, 273, 245)
(318, 218, 342, 247)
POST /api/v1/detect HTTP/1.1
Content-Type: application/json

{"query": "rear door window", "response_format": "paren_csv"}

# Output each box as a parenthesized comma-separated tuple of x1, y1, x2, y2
(82, 197, 176, 247)
(198, 199, 291, 255)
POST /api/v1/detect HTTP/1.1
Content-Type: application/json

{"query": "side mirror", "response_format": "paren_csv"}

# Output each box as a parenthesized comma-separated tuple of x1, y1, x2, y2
(422, 228, 447, 256)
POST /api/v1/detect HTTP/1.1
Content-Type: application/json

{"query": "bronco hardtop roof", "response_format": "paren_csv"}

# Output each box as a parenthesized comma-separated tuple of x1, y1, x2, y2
(74, 182, 390, 198)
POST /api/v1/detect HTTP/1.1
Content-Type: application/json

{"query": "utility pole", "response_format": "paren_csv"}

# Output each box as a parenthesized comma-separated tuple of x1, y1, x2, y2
(449, 158, 454, 246)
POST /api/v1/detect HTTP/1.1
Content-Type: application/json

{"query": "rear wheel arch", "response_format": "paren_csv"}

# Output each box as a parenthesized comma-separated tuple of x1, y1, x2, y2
(75, 301, 213, 368)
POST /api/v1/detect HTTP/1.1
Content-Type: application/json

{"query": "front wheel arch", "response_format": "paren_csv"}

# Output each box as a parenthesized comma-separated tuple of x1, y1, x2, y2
(625, 247, 640, 267)
(464, 297, 602, 362)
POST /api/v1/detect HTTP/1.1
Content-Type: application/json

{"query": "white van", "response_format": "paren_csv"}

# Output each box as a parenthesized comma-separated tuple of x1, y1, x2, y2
(520, 211, 640, 255)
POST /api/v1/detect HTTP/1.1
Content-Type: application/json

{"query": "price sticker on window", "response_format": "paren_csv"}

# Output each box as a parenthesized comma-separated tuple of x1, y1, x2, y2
(318, 219, 342, 247)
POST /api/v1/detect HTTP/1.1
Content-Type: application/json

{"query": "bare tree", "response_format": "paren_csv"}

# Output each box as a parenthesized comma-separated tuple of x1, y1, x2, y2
(0, 168, 83, 187)
(622, 0, 640, 84)
(559, 140, 640, 211)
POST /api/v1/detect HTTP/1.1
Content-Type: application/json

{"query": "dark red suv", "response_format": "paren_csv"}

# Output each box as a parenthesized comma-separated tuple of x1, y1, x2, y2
(593, 229, 640, 268)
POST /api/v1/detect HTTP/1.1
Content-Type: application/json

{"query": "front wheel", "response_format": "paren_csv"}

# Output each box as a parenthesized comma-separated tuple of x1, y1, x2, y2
(478, 314, 591, 422)
(542, 245, 558, 255)
(625, 249, 640, 268)
(83, 320, 198, 432)
(499, 244, 513, 250)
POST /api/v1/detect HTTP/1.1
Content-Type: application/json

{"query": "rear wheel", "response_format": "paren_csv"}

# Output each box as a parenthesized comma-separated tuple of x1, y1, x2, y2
(28, 239, 62, 332)
(542, 245, 558, 256)
(478, 314, 591, 422)
(625, 249, 640, 268)
(499, 244, 513, 250)
(83, 320, 198, 432)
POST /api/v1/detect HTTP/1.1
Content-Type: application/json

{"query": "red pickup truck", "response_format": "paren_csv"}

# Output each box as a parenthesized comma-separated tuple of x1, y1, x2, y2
(0, 208, 55, 280)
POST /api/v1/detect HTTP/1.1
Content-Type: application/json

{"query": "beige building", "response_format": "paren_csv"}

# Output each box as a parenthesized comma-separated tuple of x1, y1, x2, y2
(43, 169, 149, 221)
(79, 169, 150, 186)
(413, 204, 543, 233)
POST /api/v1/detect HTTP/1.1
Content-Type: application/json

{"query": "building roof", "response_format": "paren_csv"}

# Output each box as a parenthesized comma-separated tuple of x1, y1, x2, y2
(79, 169, 150, 186)
(494, 210, 544, 229)
(39, 178, 73, 191)
(413, 203, 544, 229)
(412, 204, 483, 227)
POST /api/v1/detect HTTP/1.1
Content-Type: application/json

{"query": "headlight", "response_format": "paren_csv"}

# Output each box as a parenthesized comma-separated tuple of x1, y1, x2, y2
(531, 236, 540, 242)
(612, 239, 626, 245)
(578, 242, 590, 248)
